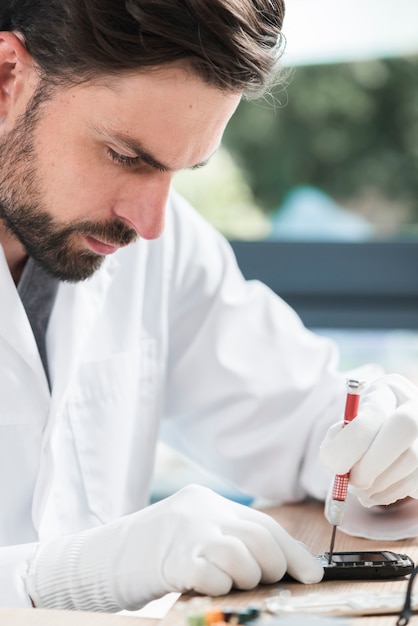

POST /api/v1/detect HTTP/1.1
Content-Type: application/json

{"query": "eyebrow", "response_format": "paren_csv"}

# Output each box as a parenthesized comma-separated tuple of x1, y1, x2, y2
(93, 125, 213, 172)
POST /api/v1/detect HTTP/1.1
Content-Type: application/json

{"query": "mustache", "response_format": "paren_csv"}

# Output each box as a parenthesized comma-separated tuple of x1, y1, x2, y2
(69, 219, 139, 247)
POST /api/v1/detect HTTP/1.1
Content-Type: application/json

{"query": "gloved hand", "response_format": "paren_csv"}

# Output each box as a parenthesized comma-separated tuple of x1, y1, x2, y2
(320, 374, 418, 508)
(26, 484, 323, 612)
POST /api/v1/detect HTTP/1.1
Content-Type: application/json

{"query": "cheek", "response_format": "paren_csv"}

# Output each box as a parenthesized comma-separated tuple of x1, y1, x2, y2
(33, 109, 119, 220)
(36, 143, 119, 220)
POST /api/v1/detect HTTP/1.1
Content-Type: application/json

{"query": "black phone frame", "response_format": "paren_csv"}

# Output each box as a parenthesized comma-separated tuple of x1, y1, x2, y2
(317, 550, 414, 580)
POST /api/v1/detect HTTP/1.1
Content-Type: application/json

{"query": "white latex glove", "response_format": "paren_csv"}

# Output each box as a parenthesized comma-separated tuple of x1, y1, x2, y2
(26, 484, 323, 612)
(320, 374, 418, 508)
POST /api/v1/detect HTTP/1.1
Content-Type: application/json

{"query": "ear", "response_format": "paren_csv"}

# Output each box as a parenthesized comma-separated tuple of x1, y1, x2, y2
(0, 31, 36, 121)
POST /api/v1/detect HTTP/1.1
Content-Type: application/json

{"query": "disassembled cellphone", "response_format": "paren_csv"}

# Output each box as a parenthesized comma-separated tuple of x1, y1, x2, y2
(317, 550, 414, 580)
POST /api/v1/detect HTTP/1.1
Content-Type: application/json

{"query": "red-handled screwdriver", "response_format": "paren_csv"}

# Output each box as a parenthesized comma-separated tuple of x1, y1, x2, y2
(328, 378, 365, 563)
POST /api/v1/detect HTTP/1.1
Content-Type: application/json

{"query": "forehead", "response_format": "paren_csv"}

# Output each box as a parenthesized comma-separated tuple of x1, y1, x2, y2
(47, 65, 242, 170)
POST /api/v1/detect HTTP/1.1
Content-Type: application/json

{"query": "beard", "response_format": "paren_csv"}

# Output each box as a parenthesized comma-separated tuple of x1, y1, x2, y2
(0, 87, 138, 283)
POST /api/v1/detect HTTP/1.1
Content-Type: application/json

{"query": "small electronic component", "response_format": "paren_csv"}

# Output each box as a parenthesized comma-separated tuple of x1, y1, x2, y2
(185, 602, 261, 626)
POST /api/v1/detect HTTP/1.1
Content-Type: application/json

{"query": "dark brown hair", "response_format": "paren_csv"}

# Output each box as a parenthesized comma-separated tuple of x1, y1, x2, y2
(0, 0, 285, 97)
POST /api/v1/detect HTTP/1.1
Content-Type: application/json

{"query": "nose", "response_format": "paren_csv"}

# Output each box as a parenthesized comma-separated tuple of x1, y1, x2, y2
(113, 172, 172, 240)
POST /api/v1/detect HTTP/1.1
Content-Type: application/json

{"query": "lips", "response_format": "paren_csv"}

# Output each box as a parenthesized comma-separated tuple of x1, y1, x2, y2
(84, 235, 120, 255)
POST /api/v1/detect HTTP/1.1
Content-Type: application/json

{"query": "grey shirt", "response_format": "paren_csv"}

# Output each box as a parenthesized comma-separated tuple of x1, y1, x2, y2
(17, 258, 59, 387)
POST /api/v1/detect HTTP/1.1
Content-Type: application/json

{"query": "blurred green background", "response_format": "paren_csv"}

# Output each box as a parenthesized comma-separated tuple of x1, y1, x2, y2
(174, 55, 418, 240)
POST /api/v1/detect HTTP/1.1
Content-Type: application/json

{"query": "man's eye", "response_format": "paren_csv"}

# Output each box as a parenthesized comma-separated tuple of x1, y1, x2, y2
(107, 148, 139, 168)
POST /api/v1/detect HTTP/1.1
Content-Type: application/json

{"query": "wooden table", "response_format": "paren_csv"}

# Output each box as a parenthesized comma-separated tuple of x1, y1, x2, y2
(161, 500, 418, 626)
(1, 500, 417, 625)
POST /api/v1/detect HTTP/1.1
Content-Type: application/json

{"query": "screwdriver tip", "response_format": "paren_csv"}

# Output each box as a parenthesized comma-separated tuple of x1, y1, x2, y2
(328, 525, 337, 564)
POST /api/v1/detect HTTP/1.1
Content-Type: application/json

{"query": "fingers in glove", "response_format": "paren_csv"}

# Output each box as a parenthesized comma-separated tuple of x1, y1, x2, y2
(271, 534, 323, 584)
(354, 469, 418, 506)
(320, 387, 395, 474)
(238, 508, 323, 584)
(161, 534, 241, 596)
(222, 520, 288, 584)
(350, 407, 418, 490)
(321, 374, 418, 476)
(182, 556, 235, 597)
(164, 525, 276, 594)
(379, 373, 418, 404)
(183, 556, 234, 596)
(197, 534, 264, 590)
(367, 445, 418, 495)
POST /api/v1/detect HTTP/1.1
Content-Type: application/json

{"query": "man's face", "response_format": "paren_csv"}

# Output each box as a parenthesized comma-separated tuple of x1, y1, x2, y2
(0, 64, 240, 281)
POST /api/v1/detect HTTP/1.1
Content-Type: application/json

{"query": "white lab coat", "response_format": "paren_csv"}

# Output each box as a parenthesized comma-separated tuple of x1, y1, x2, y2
(0, 190, 350, 606)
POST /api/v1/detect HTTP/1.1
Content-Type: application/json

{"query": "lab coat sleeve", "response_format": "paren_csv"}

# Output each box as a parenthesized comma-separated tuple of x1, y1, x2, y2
(162, 193, 378, 504)
(0, 543, 38, 607)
